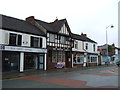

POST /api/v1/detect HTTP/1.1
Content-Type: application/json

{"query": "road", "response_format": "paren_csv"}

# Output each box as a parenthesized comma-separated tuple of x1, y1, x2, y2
(2, 65, 120, 88)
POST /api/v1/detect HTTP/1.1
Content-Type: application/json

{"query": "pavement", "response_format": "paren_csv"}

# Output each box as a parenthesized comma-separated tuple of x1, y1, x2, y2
(2, 64, 120, 89)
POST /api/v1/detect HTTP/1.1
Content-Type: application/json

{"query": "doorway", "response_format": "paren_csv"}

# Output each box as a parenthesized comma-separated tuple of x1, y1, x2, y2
(38, 54, 44, 70)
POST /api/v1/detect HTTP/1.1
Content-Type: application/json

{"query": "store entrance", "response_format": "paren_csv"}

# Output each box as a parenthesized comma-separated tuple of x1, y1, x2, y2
(24, 53, 44, 70)
(24, 53, 38, 70)
(38, 54, 44, 70)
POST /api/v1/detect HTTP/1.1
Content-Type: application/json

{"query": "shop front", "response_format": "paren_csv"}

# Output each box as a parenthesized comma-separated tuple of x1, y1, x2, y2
(24, 53, 45, 70)
(47, 48, 72, 69)
(1, 45, 47, 72)
(2, 51, 20, 72)
(72, 52, 84, 67)
(87, 53, 98, 66)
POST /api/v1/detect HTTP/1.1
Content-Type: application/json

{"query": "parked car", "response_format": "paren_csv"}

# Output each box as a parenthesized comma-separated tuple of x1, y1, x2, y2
(55, 62, 65, 69)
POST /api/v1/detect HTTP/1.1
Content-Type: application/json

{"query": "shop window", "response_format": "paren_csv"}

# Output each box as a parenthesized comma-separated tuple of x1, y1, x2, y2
(2, 52, 20, 72)
(58, 51, 65, 62)
(91, 57, 97, 62)
(73, 56, 77, 63)
(77, 57, 80, 62)
(31, 36, 42, 48)
(52, 51, 57, 63)
(74, 55, 84, 64)
(80, 56, 84, 63)
(87, 56, 90, 62)
(9, 33, 22, 46)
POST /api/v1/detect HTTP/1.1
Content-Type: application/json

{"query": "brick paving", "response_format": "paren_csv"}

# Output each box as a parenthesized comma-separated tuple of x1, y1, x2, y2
(17, 75, 118, 88)
(80, 73, 119, 76)
(2, 65, 119, 88)
(103, 68, 119, 73)
(18, 76, 88, 88)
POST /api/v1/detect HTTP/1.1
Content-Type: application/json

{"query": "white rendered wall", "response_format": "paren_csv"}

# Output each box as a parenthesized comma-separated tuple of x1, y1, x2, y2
(72, 40, 85, 52)
(84, 42, 98, 53)
(0, 29, 46, 48)
(20, 52, 24, 72)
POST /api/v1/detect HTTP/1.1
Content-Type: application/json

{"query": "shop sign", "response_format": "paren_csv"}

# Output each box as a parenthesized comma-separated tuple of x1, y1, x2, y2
(3, 46, 47, 53)
(55, 62, 65, 69)
(53, 48, 70, 51)
(4, 58, 9, 61)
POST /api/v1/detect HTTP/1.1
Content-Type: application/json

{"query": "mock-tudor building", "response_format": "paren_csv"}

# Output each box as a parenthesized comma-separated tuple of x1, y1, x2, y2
(26, 16, 73, 69)
(0, 14, 47, 72)
(72, 33, 98, 67)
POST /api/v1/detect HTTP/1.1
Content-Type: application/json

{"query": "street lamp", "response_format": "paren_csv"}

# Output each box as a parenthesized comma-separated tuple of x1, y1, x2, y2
(106, 25, 114, 65)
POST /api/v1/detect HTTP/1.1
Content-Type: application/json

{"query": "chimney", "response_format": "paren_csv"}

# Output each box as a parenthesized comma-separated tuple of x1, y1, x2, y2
(54, 17, 58, 22)
(112, 43, 115, 47)
(26, 16, 35, 25)
(81, 33, 87, 37)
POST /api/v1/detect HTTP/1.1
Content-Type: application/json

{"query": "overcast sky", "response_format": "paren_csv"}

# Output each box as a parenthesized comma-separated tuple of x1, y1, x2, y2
(0, 0, 119, 47)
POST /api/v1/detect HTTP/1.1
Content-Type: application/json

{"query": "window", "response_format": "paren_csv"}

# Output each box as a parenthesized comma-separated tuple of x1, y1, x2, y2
(87, 56, 90, 62)
(49, 34, 55, 42)
(73, 56, 77, 63)
(91, 57, 97, 62)
(60, 36, 66, 44)
(40, 38, 42, 48)
(85, 43, 88, 50)
(66, 37, 70, 45)
(75, 41, 78, 49)
(73, 55, 84, 64)
(9, 33, 22, 46)
(52, 51, 65, 63)
(31, 36, 42, 48)
(93, 44, 95, 52)
(52, 51, 57, 63)
(77, 57, 80, 62)
(80, 57, 84, 63)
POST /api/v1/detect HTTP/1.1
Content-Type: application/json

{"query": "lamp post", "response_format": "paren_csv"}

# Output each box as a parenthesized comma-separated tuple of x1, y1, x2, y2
(106, 25, 114, 65)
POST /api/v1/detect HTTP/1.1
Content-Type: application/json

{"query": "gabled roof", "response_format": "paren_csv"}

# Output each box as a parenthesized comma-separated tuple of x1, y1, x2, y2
(72, 33, 97, 43)
(35, 18, 71, 35)
(115, 47, 120, 50)
(0, 14, 45, 36)
(72, 33, 85, 41)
